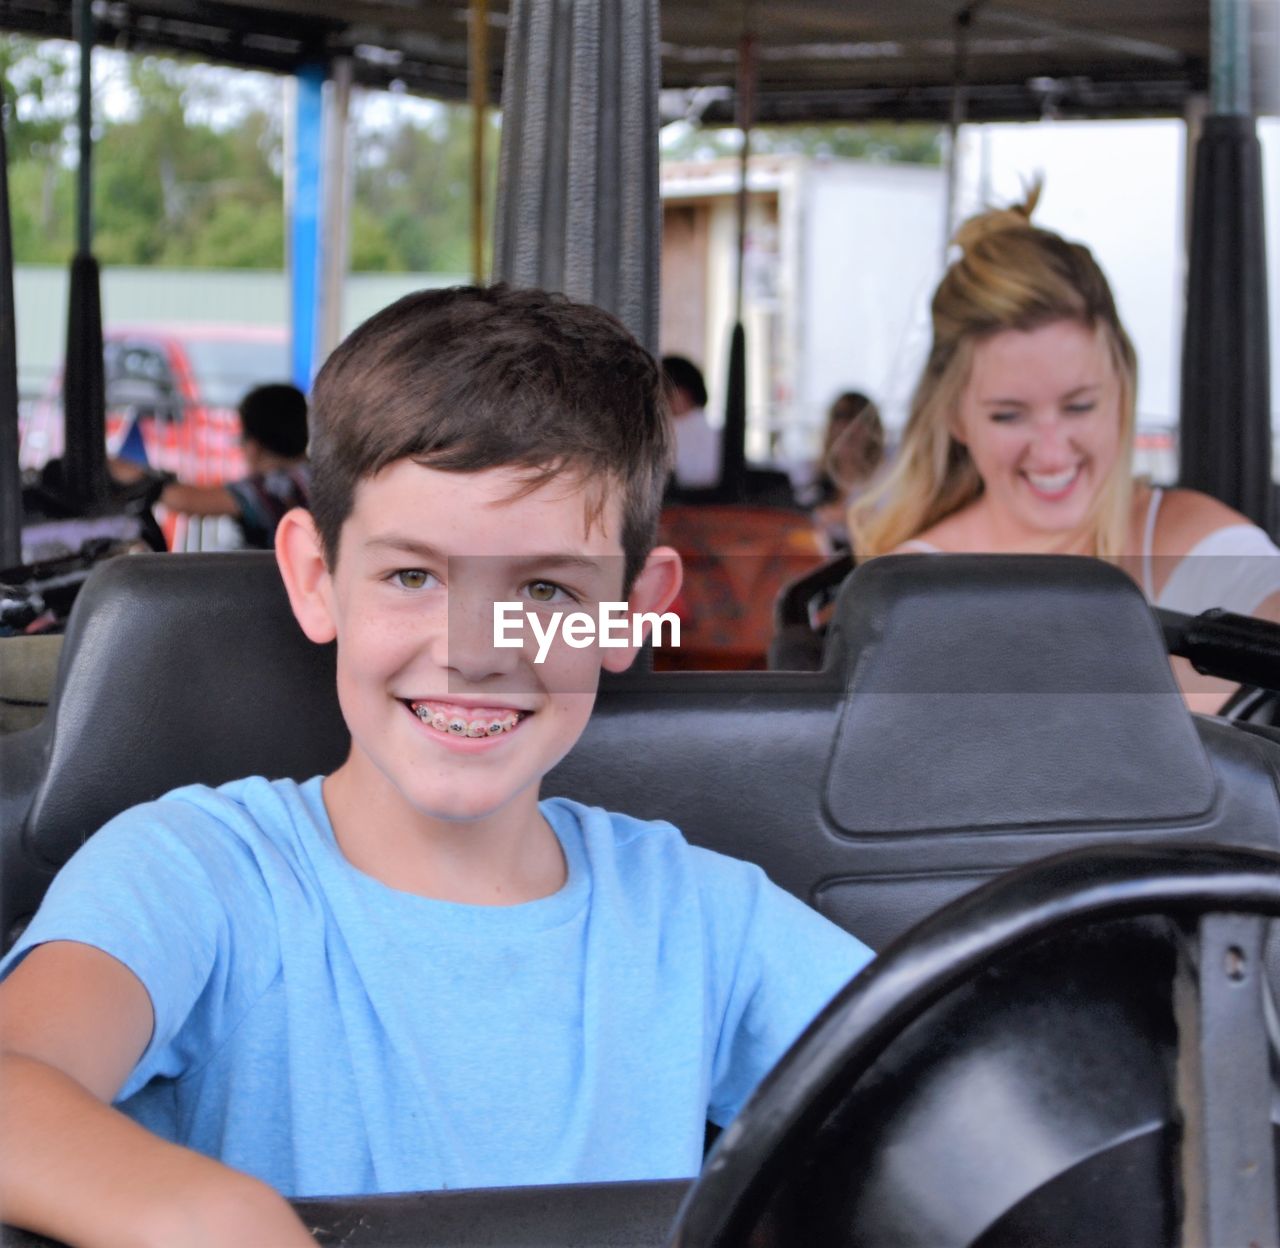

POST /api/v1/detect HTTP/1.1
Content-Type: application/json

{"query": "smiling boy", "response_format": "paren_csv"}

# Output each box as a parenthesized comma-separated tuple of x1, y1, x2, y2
(0, 286, 873, 1247)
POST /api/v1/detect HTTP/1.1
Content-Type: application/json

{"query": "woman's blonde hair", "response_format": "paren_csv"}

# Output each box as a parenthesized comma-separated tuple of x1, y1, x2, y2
(823, 391, 886, 492)
(849, 185, 1139, 559)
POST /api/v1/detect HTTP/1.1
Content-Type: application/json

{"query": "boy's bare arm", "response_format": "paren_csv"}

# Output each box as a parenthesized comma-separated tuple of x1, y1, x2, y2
(0, 942, 314, 1248)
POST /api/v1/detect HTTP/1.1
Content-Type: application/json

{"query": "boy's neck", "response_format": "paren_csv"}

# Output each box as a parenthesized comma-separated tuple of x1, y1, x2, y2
(320, 765, 567, 906)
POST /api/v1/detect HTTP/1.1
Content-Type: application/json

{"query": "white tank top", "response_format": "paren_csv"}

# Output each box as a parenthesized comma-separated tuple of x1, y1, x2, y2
(898, 489, 1280, 616)
(1143, 487, 1280, 615)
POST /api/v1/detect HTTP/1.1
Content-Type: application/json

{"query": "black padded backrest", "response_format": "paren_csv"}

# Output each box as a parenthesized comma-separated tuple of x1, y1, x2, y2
(0, 554, 349, 945)
(550, 556, 1276, 948)
(824, 554, 1215, 832)
(4, 550, 1280, 957)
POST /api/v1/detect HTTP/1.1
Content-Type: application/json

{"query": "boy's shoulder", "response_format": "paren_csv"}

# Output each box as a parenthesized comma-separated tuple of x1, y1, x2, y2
(102, 774, 322, 853)
(544, 797, 871, 997)
(38, 774, 326, 914)
(542, 796, 777, 913)
(0, 777, 320, 1016)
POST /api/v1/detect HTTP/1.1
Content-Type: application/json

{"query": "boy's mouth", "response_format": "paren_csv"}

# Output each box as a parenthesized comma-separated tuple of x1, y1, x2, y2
(406, 699, 530, 739)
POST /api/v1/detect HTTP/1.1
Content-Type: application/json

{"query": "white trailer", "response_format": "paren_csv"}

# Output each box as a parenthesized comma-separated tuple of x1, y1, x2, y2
(660, 153, 946, 475)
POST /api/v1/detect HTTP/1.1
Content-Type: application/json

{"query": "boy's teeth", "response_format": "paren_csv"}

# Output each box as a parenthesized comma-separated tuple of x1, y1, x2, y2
(411, 702, 523, 736)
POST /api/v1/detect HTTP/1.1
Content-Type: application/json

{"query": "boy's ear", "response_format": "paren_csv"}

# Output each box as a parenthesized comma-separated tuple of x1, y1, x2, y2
(601, 546, 683, 673)
(275, 508, 338, 644)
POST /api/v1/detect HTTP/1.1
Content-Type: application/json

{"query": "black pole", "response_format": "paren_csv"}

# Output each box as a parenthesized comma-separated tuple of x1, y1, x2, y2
(62, 0, 106, 509)
(721, 30, 755, 502)
(942, 6, 975, 254)
(1177, 0, 1271, 532)
(0, 92, 22, 567)
(1177, 118, 1271, 529)
(723, 323, 747, 500)
(75, 0, 92, 256)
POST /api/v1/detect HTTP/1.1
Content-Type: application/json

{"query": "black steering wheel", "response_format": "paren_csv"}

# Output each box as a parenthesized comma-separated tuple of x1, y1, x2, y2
(667, 844, 1280, 1248)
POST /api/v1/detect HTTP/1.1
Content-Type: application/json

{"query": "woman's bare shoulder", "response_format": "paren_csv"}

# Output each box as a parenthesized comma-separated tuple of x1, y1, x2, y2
(893, 507, 981, 554)
(889, 523, 948, 555)
(1152, 487, 1255, 557)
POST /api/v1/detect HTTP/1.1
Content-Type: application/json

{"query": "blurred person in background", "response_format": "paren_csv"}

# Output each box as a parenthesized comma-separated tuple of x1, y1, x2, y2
(662, 355, 720, 489)
(111, 382, 309, 549)
(811, 391, 886, 551)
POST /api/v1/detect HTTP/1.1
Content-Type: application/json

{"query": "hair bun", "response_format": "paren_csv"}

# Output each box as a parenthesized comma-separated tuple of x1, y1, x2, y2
(951, 180, 1043, 253)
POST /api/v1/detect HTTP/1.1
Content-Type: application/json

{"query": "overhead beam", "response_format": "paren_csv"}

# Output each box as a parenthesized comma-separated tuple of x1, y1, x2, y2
(0, 0, 1208, 124)
(983, 5, 1187, 65)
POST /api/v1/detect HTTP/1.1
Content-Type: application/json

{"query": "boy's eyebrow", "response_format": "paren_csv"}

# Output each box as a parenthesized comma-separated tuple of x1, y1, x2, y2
(506, 554, 609, 575)
(365, 536, 449, 562)
(364, 536, 609, 575)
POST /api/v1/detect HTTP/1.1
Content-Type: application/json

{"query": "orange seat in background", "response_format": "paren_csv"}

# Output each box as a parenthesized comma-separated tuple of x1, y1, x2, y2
(657, 504, 829, 670)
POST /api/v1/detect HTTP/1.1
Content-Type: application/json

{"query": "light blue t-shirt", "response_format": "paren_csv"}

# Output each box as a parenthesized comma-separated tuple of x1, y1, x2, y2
(2, 777, 872, 1198)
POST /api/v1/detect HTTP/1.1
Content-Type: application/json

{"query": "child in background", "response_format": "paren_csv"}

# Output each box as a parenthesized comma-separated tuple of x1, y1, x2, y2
(111, 381, 310, 549)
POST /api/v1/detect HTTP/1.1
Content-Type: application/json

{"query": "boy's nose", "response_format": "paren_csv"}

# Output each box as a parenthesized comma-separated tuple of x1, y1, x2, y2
(435, 593, 523, 684)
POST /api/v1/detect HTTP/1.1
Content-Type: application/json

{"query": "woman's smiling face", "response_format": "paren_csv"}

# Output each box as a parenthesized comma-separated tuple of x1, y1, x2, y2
(951, 319, 1125, 546)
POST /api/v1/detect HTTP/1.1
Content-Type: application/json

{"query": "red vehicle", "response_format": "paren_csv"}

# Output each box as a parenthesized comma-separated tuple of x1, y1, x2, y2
(21, 323, 291, 549)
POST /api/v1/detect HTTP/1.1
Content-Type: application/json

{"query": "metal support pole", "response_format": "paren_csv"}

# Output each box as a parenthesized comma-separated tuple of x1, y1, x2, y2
(733, 34, 754, 326)
(288, 63, 327, 391)
(74, 0, 92, 254)
(943, 7, 975, 253)
(469, 0, 490, 285)
(0, 94, 22, 566)
(319, 57, 352, 367)
(1210, 0, 1251, 116)
(1181, 93, 1209, 260)
(493, 0, 661, 354)
(1174, 914, 1279, 1246)
(62, 0, 106, 509)
(1178, 0, 1271, 529)
(722, 30, 757, 499)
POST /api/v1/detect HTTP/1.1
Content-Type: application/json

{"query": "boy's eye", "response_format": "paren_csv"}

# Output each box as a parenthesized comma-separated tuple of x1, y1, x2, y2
(392, 569, 439, 591)
(526, 580, 572, 605)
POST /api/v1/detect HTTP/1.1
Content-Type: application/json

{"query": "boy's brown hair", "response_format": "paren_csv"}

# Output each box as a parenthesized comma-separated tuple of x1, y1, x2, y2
(308, 285, 672, 588)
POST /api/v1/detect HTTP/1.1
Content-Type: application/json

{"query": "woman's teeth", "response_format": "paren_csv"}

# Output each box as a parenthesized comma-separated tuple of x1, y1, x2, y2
(1026, 467, 1079, 494)
(411, 703, 524, 738)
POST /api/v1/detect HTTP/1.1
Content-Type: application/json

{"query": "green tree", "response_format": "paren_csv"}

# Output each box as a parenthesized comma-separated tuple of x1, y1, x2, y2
(93, 56, 284, 267)
(662, 121, 943, 165)
(1, 37, 77, 258)
(352, 102, 499, 276)
(1, 39, 494, 274)
(2, 42, 284, 267)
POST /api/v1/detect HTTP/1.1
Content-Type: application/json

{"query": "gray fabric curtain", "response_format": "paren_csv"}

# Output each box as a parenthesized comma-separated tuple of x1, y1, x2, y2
(493, 0, 661, 355)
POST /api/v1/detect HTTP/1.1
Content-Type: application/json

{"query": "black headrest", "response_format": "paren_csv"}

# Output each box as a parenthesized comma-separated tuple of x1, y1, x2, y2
(823, 555, 1215, 834)
(21, 553, 349, 871)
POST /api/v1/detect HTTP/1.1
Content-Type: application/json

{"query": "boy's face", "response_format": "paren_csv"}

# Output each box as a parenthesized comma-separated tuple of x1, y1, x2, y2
(278, 460, 680, 838)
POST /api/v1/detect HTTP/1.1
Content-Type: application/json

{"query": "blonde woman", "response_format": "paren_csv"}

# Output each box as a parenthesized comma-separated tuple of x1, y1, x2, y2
(849, 188, 1280, 708)
(812, 391, 886, 548)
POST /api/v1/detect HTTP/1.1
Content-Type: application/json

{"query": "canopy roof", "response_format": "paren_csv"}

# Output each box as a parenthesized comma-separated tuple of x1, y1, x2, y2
(0, 0, 1209, 122)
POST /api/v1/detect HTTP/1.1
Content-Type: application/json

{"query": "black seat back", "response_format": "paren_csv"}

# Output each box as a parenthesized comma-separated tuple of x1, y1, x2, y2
(4, 551, 1280, 955)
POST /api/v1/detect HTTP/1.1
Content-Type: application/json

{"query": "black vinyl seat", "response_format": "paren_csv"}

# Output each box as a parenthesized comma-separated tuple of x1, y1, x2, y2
(558, 554, 1280, 952)
(6, 549, 1278, 955)
(6, 550, 1280, 1248)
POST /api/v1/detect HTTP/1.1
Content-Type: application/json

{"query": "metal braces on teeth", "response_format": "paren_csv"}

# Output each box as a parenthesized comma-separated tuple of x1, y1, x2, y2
(413, 704, 520, 737)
